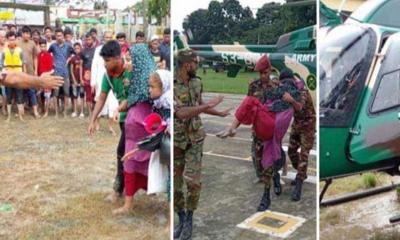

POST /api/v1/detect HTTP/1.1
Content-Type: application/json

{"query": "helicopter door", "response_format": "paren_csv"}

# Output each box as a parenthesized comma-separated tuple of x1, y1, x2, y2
(349, 33, 400, 165)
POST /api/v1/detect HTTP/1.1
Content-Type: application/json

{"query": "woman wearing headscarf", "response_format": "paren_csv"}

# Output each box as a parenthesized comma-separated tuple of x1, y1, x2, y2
(112, 43, 157, 215)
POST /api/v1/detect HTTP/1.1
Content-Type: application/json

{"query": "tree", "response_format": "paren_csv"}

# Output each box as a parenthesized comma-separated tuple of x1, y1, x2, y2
(148, 0, 170, 25)
(184, 9, 210, 44)
(184, 0, 316, 45)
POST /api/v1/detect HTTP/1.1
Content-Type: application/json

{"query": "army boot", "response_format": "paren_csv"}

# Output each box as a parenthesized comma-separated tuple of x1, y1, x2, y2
(181, 210, 193, 240)
(292, 178, 303, 201)
(273, 172, 282, 195)
(257, 187, 271, 212)
(174, 209, 185, 239)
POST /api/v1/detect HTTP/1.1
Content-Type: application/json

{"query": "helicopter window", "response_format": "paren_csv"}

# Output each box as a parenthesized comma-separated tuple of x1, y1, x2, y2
(368, 1, 400, 29)
(371, 70, 400, 113)
(320, 25, 376, 127)
(369, 37, 400, 114)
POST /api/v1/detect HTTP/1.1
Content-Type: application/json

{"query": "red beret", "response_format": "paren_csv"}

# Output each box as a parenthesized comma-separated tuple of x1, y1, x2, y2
(255, 54, 271, 72)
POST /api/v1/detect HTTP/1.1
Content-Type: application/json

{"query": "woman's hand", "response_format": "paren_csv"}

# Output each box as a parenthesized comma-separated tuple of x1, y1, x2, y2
(218, 107, 232, 117)
(282, 92, 295, 104)
(122, 148, 139, 161)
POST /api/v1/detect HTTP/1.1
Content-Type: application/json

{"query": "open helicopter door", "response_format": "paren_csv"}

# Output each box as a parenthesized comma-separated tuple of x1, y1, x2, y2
(349, 32, 400, 165)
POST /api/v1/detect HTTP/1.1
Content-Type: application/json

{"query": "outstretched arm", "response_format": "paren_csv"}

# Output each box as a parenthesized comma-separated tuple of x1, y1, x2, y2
(175, 95, 225, 120)
(0, 70, 63, 89)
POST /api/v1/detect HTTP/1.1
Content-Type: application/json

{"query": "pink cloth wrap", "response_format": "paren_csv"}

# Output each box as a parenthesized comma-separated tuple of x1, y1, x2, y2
(124, 102, 153, 175)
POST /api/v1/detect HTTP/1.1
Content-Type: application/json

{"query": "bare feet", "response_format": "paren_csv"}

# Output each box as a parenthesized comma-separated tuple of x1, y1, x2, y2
(109, 127, 117, 136)
(43, 112, 48, 118)
(104, 191, 121, 204)
(112, 196, 133, 215)
(112, 206, 130, 215)
(216, 128, 236, 139)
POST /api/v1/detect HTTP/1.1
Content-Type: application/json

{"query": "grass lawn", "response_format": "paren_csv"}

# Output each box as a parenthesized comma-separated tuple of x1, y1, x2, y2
(0, 113, 169, 239)
(198, 69, 258, 94)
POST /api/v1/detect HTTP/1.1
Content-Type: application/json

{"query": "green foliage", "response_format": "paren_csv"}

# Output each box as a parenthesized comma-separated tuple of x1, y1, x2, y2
(362, 173, 377, 188)
(184, 0, 316, 44)
(148, 0, 170, 25)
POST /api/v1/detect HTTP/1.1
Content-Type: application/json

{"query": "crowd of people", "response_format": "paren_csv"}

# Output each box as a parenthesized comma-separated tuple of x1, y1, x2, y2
(0, 24, 171, 129)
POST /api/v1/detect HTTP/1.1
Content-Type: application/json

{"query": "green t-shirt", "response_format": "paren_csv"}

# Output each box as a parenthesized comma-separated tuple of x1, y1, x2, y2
(101, 70, 132, 122)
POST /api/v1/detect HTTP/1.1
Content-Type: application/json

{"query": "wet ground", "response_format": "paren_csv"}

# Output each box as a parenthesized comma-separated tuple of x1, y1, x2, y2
(0, 112, 169, 240)
(175, 93, 317, 240)
(320, 176, 400, 240)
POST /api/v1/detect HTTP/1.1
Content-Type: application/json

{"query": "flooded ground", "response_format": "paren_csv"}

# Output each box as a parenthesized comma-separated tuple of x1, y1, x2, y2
(320, 175, 400, 240)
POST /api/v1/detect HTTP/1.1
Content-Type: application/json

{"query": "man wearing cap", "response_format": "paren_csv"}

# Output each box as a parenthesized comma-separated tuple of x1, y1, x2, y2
(174, 49, 230, 240)
(247, 55, 280, 188)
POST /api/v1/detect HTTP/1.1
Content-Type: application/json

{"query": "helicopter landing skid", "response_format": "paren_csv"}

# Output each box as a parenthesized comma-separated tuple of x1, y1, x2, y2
(319, 179, 332, 203)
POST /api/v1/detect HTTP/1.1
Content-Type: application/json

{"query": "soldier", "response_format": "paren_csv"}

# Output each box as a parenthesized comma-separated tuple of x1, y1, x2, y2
(174, 50, 230, 240)
(287, 80, 316, 201)
(246, 56, 283, 196)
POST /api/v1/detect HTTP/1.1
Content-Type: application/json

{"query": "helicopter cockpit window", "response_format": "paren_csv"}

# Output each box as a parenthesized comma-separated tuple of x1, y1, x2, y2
(320, 25, 376, 127)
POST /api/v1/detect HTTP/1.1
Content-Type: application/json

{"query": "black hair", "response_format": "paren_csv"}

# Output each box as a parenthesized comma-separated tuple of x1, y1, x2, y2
(89, 28, 97, 34)
(279, 68, 294, 80)
(100, 40, 121, 58)
(116, 32, 126, 39)
(16, 31, 22, 38)
(21, 25, 31, 34)
(6, 31, 16, 39)
(54, 28, 64, 35)
(73, 42, 82, 47)
(163, 28, 170, 35)
(44, 26, 52, 32)
(32, 29, 40, 36)
(39, 38, 47, 45)
(85, 32, 93, 39)
(136, 31, 144, 38)
(64, 27, 73, 36)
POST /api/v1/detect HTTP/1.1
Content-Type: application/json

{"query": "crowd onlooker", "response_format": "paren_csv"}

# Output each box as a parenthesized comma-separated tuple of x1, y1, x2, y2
(0, 24, 171, 129)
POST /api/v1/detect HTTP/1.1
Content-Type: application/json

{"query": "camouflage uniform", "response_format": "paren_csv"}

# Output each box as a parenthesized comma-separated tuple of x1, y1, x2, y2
(288, 88, 316, 181)
(174, 76, 206, 211)
(248, 79, 278, 187)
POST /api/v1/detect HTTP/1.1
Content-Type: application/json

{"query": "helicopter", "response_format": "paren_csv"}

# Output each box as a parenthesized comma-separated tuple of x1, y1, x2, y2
(319, 0, 400, 202)
(188, 25, 317, 91)
(175, 0, 317, 96)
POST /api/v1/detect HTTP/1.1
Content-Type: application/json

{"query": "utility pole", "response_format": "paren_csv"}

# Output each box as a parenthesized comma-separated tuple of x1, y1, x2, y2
(143, 0, 148, 39)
